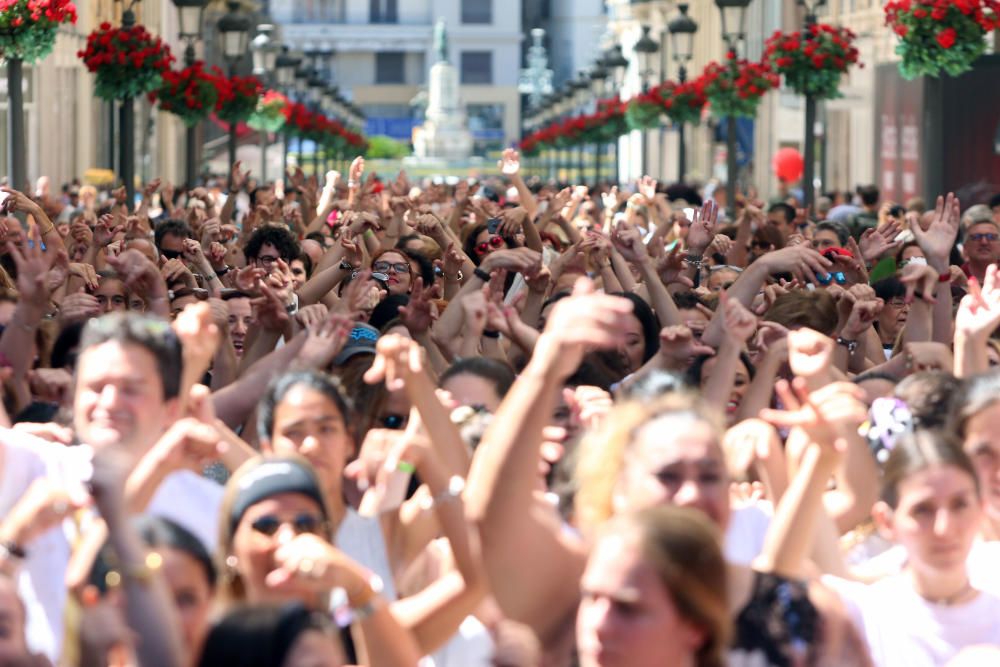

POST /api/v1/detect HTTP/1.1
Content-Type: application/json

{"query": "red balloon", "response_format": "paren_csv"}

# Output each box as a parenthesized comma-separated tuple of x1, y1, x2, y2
(772, 147, 804, 183)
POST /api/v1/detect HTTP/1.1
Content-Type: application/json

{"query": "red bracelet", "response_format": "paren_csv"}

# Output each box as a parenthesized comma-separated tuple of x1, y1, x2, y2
(938, 271, 951, 283)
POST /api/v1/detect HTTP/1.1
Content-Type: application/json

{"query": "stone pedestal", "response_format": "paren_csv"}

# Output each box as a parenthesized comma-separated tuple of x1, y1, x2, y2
(414, 61, 473, 160)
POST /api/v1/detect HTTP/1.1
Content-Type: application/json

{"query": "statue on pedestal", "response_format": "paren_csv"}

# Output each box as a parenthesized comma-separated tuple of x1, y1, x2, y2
(413, 19, 474, 160)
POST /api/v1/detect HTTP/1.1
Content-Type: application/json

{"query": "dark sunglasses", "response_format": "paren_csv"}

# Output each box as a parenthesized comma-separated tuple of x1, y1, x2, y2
(381, 413, 406, 430)
(475, 235, 504, 256)
(969, 232, 999, 243)
(250, 513, 324, 537)
(161, 248, 183, 260)
(373, 260, 410, 274)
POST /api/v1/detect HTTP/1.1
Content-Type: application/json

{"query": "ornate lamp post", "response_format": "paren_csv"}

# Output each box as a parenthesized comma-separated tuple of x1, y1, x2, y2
(633, 26, 659, 178)
(172, 0, 209, 189)
(250, 23, 279, 183)
(571, 70, 590, 183)
(668, 3, 698, 183)
(274, 47, 300, 177)
(798, 0, 826, 217)
(604, 45, 629, 185)
(715, 0, 752, 217)
(217, 0, 251, 188)
(589, 61, 608, 184)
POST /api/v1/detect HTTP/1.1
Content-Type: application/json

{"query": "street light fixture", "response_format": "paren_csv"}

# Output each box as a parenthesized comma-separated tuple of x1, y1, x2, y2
(275, 47, 301, 176)
(604, 45, 629, 90)
(669, 3, 698, 182)
(633, 25, 659, 93)
(797, 0, 827, 217)
(251, 24, 279, 183)
(218, 0, 251, 188)
(173, 0, 207, 41)
(715, 0, 753, 218)
(171, 0, 210, 189)
(716, 0, 752, 48)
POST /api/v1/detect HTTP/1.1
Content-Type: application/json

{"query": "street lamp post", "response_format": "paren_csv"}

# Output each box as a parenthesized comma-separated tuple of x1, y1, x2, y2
(633, 25, 659, 179)
(715, 0, 752, 218)
(571, 71, 590, 184)
(293, 63, 310, 172)
(218, 0, 251, 189)
(308, 68, 325, 176)
(275, 48, 301, 180)
(798, 0, 826, 218)
(604, 45, 629, 186)
(668, 3, 697, 184)
(119, 4, 143, 205)
(172, 0, 209, 190)
(5, 55, 25, 192)
(251, 23, 279, 184)
(589, 61, 608, 184)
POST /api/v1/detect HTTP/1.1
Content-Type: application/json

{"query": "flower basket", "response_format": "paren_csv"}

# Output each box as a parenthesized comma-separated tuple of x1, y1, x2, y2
(248, 90, 288, 133)
(151, 62, 221, 127)
(765, 24, 860, 99)
(700, 54, 779, 119)
(884, 0, 1000, 79)
(659, 80, 707, 126)
(0, 0, 77, 63)
(217, 74, 263, 126)
(78, 22, 173, 101)
(625, 91, 663, 131)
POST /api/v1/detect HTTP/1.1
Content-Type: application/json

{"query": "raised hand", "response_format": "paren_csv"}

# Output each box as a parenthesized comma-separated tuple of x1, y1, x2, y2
(899, 262, 939, 304)
(250, 281, 292, 332)
(498, 148, 521, 176)
(655, 244, 694, 288)
(479, 247, 542, 274)
(59, 289, 101, 323)
(758, 245, 833, 284)
(231, 161, 250, 192)
(348, 156, 365, 184)
(364, 333, 426, 391)
(955, 264, 1000, 339)
(686, 199, 720, 255)
(657, 324, 716, 370)
(637, 175, 657, 203)
(93, 214, 121, 247)
(911, 192, 960, 269)
(7, 228, 60, 309)
(173, 302, 221, 379)
(611, 221, 648, 264)
(722, 291, 758, 343)
(786, 328, 835, 379)
(858, 220, 903, 263)
(839, 284, 883, 340)
(297, 311, 353, 370)
(761, 379, 867, 454)
(294, 303, 330, 331)
(531, 278, 634, 380)
(398, 277, 440, 334)
(600, 186, 621, 212)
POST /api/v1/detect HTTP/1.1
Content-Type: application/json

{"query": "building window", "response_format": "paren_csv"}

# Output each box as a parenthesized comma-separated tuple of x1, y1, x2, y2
(460, 51, 492, 84)
(461, 0, 491, 24)
(375, 52, 405, 84)
(370, 0, 397, 24)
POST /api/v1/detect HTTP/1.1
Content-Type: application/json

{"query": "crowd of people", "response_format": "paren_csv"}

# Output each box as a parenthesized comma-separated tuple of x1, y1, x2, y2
(0, 149, 999, 667)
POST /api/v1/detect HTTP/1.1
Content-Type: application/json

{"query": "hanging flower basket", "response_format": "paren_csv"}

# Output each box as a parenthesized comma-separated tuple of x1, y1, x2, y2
(659, 79, 707, 126)
(150, 61, 221, 127)
(764, 24, 861, 99)
(884, 0, 1000, 79)
(0, 0, 77, 63)
(217, 73, 263, 126)
(78, 22, 173, 100)
(700, 54, 779, 119)
(248, 89, 288, 133)
(625, 90, 663, 130)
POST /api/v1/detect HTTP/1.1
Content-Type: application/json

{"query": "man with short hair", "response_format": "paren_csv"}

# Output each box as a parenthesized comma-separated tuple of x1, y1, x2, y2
(153, 218, 192, 260)
(962, 219, 1000, 285)
(767, 202, 797, 242)
(848, 184, 880, 239)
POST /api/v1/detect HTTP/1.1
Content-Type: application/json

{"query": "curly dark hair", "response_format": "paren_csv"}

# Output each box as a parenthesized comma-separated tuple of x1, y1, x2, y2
(244, 225, 300, 263)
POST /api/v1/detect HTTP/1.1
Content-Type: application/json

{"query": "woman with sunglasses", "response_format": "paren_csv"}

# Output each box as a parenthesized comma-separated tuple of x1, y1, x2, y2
(463, 223, 512, 266)
(217, 454, 422, 666)
(369, 249, 413, 296)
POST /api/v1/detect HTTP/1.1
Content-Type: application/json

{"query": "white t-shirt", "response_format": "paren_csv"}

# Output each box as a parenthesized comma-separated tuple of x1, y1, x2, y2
(724, 501, 772, 566)
(852, 540, 1000, 598)
(823, 573, 1000, 667)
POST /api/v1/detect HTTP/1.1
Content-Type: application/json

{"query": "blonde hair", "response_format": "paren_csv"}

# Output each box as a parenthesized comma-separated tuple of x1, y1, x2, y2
(601, 506, 730, 667)
(574, 393, 724, 536)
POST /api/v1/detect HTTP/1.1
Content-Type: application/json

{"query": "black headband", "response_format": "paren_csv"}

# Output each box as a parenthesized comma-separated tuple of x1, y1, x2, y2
(229, 459, 328, 536)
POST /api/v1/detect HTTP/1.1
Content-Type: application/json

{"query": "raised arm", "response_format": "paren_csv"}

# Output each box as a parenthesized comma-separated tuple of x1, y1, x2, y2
(465, 279, 632, 642)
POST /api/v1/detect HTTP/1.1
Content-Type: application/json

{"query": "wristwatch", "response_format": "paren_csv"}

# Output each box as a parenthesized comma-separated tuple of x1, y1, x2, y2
(836, 336, 859, 354)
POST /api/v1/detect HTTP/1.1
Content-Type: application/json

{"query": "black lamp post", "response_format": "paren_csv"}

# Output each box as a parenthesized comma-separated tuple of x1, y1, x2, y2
(668, 4, 697, 183)
(589, 61, 608, 184)
(308, 68, 325, 176)
(633, 26, 659, 178)
(217, 0, 251, 189)
(571, 71, 590, 184)
(604, 45, 629, 185)
(293, 62, 310, 171)
(119, 3, 144, 206)
(275, 47, 301, 178)
(172, 0, 208, 190)
(5, 53, 25, 192)
(798, 0, 826, 218)
(251, 23, 279, 184)
(715, 0, 752, 218)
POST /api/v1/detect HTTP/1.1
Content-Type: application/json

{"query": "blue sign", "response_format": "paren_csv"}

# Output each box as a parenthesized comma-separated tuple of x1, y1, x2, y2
(715, 118, 756, 167)
(365, 117, 420, 140)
